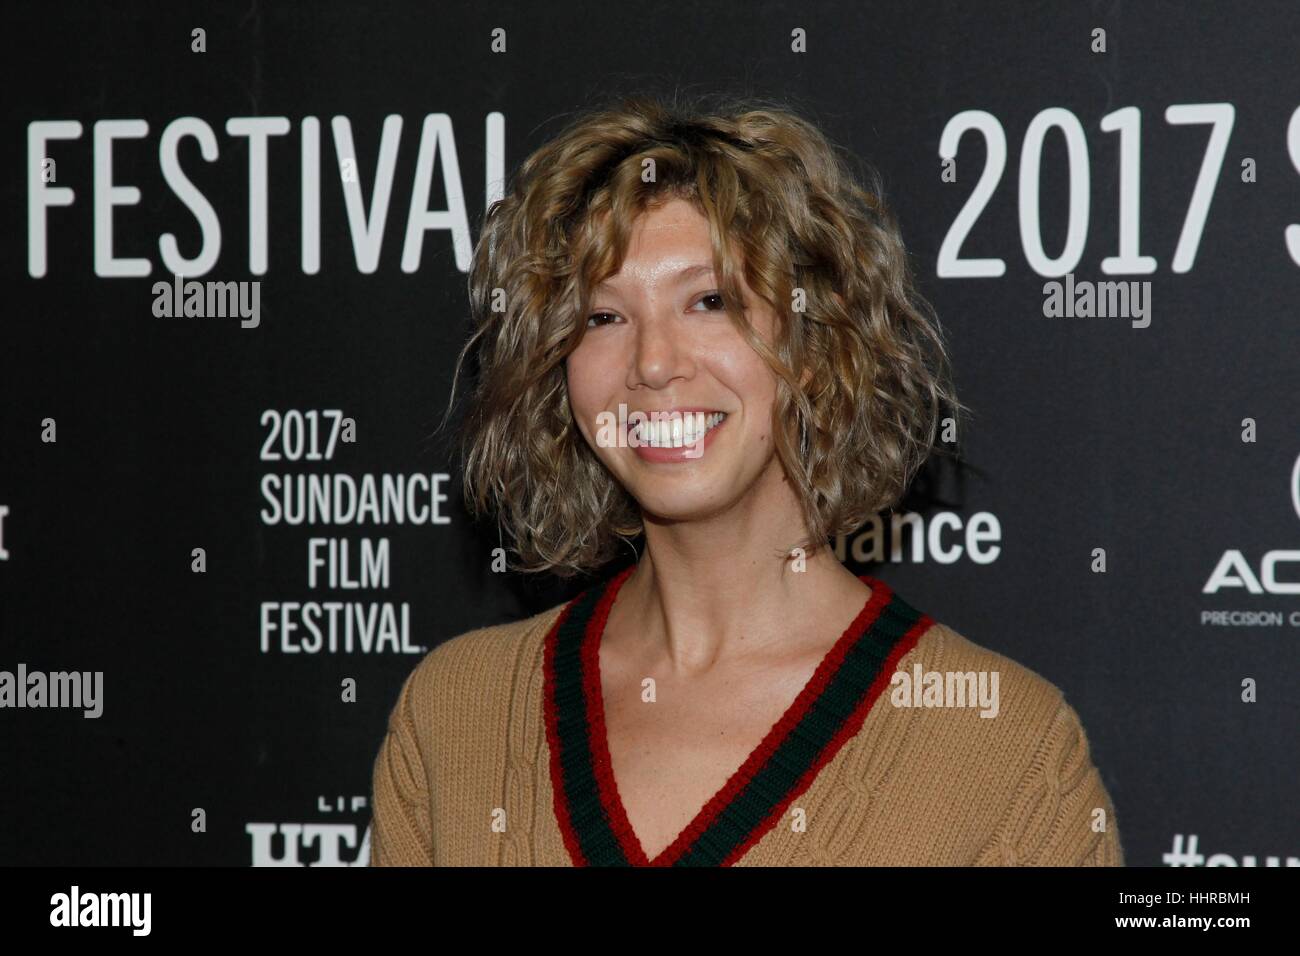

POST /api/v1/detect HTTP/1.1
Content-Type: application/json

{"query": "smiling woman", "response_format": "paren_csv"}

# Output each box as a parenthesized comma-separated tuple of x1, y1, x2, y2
(368, 91, 1125, 867)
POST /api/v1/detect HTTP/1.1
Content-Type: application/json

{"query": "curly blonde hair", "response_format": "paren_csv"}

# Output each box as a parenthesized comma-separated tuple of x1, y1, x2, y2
(445, 91, 967, 578)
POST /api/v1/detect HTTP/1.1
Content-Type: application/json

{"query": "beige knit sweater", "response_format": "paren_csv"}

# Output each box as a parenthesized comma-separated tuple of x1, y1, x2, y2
(369, 572, 1124, 866)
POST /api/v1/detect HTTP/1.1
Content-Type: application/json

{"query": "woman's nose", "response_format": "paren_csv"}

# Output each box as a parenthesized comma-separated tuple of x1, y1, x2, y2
(631, 316, 692, 389)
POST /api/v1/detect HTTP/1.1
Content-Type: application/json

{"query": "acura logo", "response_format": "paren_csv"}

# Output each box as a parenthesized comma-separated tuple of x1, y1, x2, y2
(1203, 451, 1300, 594)
(1292, 452, 1300, 522)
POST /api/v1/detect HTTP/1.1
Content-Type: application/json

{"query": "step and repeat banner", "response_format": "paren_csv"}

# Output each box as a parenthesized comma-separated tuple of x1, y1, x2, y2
(2, 1, 1297, 867)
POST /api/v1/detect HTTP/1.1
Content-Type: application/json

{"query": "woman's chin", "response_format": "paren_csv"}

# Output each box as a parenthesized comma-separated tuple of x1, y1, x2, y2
(634, 491, 737, 527)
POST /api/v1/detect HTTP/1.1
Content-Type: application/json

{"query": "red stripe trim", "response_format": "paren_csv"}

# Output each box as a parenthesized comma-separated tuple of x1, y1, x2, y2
(580, 565, 646, 864)
(549, 567, 935, 867)
(542, 598, 587, 866)
(647, 574, 900, 865)
(720, 600, 935, 865)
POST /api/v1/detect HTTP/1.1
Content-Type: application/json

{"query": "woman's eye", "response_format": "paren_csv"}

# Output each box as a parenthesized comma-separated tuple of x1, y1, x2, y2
(586, 294, 729, 327)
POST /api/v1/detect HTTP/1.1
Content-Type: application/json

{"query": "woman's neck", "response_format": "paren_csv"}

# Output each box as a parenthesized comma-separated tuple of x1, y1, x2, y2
(613, 521, 870, 674)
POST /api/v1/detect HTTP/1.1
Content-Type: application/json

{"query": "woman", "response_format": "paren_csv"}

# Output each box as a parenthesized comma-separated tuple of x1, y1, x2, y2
(370, 93, 1124, 866)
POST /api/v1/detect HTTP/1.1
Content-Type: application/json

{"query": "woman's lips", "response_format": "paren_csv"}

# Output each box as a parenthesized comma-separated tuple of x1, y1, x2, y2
(631, 413, 728, 463)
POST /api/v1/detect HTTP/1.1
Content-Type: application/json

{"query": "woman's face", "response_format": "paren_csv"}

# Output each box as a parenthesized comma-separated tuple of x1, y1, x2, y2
(565, 197, 787, 525)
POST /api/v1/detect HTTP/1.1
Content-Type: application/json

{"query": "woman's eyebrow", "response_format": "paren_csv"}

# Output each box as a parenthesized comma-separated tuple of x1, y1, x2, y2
(672, 263, 716, 281)
(593, 262, 716, 294)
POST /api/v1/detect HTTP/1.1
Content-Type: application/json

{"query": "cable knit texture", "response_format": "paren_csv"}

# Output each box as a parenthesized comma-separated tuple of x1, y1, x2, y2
(370, 598, 1124, 867)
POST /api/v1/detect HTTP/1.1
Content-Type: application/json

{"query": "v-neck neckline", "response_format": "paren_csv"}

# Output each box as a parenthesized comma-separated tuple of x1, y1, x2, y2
(543, 564, 934, 866)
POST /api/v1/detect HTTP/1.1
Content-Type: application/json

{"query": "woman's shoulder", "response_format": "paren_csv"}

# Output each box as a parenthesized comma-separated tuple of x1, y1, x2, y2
(907, 617, 1069, 709)
(897, 617, 1123, 864)
(896, 615, 1104, 769)
(396, 600, 568, 714)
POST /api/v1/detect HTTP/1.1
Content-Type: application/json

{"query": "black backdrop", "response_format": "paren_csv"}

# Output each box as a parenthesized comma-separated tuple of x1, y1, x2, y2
(2, 0, 1298, 867)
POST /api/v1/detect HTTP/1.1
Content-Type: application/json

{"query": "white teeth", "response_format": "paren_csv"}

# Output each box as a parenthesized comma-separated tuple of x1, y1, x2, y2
(633, 411, 726, 448)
